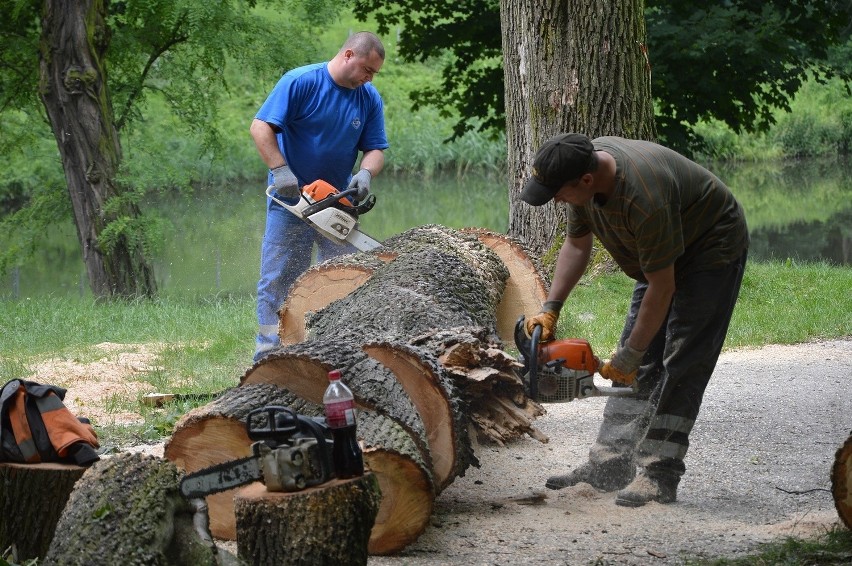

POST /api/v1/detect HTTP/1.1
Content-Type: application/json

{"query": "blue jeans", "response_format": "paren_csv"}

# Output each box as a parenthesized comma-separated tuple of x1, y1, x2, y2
(254, 195, 355, 361)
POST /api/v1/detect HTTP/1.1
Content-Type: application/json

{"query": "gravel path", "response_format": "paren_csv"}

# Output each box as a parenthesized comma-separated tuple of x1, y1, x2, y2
(368, 339, 852, 565)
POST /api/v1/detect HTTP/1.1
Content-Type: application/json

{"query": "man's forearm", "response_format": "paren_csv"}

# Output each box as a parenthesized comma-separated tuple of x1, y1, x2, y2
(548, 233, 592, 303)
(359, 149, 385, 178)
(627, 264, 675, 351)
(250, 119, 285, 169)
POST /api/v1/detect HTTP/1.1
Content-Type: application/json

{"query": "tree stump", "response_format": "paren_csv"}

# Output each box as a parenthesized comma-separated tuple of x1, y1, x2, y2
(235, 473, 381, 566)
(43, 452, 222, 566)
(0, 462, 86, 561)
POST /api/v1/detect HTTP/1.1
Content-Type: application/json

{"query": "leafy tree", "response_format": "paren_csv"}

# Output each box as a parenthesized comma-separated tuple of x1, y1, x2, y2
(0, 0, 338, 297)
(353, 0, 852, 155)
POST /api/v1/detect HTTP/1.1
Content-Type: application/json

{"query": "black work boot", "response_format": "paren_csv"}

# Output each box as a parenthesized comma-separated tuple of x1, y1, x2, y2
(614, 470, 679, 507)
(545, 458, 635, 491)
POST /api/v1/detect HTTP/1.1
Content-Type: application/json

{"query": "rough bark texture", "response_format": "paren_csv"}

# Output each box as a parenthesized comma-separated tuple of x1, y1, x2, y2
(279, 258, 386, 345)
(39, 0, 155, 297)
(234, 473, 381, 566)
(501, 0, 656, 257)
(279, 228, 546, 346)
(170, 226, 548, 555)
(0, 463, 86, 561)
(832, 430, 852, 529)
(43, 453, 219, 566)
(165, 384, 435, 554)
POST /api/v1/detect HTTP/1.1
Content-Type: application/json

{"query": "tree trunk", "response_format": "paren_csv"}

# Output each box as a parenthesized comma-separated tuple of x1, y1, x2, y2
(165, 383, 436, 555)
(234, 474, 381, 566)
(44, 453, 221, 566)
(501, 0, 657, 257)
(39, 0, 156, 298)
(278, 228, 547, 346)
(0, 462, 86, 561)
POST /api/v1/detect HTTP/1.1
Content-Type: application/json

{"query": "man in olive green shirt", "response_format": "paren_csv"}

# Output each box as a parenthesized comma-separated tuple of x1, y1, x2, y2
(521, 133, 748, 507)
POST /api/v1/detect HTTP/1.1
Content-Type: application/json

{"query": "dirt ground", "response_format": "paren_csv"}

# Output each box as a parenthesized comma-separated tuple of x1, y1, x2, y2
(25, 338, 852, 565)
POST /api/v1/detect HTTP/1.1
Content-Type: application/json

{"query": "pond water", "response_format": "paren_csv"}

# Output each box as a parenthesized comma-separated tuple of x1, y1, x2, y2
(2, 157, 850, 299)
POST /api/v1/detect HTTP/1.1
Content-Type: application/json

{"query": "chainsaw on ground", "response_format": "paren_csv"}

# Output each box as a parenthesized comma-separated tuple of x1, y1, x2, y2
(514, 316, 638, 403)
(266, 179, 382, 251)
(180, 405, 335, 499)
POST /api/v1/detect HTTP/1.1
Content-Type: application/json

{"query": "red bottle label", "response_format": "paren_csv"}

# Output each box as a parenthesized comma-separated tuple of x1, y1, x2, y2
(325, 400, 355, 429)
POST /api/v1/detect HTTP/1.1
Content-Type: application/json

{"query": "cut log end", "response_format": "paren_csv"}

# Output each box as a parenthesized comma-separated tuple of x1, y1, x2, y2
(832, 431, 852, 530)
(278, 264, 377, 345)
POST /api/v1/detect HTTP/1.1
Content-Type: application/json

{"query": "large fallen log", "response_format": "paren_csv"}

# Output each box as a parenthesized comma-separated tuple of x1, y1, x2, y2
(43, 452, 224, 566)
(170, 225, 546, 555)
(0, 462, 87, 561)
(277, 227, 547, 345)
(165, 383, 435, 555)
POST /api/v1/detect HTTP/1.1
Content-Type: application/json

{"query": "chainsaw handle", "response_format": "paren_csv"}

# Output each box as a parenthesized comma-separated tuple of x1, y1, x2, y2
(528, 323, 542, 401)
(300, 186, 360, 217)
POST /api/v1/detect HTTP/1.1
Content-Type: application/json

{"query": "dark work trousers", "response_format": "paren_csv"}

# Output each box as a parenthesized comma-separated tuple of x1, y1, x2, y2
(587, 251, 748, 484)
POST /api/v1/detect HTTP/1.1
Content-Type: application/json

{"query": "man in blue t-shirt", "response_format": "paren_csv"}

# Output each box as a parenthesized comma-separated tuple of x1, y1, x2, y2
(250, 31, 389, 362)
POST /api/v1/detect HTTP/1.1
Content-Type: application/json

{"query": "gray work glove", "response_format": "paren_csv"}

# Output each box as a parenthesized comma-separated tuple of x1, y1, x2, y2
(270, 165, 299, 198)
(600, 342, 646, 386)
(347, 168, 372, 202)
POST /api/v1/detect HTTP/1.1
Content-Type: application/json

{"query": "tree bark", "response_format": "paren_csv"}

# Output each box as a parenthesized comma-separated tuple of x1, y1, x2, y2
(39, 0, 156, 297)
(501, 0, 657, 257)
(169, 226, 548, 555)
(234, 474, 381, 566)
(0, 463, 86, 561)
(44, 453, 220, 566)
(278, 228, 547, 346)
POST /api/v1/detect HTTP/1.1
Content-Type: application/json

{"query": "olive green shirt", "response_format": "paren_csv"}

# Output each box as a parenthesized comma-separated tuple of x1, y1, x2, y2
(567, 137, 749, 281)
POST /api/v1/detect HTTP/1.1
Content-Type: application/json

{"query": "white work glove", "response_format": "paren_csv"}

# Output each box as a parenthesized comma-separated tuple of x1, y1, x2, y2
(270, 165, 299, 199)
(347, 169, 372, 202)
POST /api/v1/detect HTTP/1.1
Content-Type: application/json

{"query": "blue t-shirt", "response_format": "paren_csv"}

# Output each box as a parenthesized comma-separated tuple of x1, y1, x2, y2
(256, 62, 389, 190)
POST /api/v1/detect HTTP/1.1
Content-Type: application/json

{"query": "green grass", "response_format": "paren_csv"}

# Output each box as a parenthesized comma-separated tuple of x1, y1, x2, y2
(685, 526, 852, 565)
(553, 260, 852, 356)
(2, 259, 849, 446)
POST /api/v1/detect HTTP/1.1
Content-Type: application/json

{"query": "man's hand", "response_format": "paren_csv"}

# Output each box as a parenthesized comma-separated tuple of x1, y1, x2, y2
(271, 165, 299, 198)
(599, 343, 646, 385)
(524, 300, 563, 342)
(347, 168, 372, 201)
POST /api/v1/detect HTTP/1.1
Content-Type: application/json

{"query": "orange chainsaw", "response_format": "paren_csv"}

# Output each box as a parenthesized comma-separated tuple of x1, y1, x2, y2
(514, 316, 637, 403)
(266, 179, 382, 251)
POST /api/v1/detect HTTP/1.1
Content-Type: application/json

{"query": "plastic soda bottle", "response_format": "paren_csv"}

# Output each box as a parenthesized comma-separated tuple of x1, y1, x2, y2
(322, 369, 364, 478)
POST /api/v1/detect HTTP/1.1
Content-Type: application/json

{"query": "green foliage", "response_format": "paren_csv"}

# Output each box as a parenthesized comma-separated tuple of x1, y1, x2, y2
(647, 1, 852, 154)
(352, 0, 503, 141)
(771, 77, 852, 157)
(686, 526, 852, 565)
(0, 0, 341, 278)
(351, 1, 852, 156)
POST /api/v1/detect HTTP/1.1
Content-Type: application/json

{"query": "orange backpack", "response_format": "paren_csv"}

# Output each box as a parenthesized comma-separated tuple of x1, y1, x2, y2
(0, 379, 100, 466)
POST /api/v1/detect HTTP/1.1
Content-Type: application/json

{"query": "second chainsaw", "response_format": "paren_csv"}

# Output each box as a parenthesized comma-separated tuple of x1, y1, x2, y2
(514, 315, 638, 403)
(179, 405, 335, 499)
